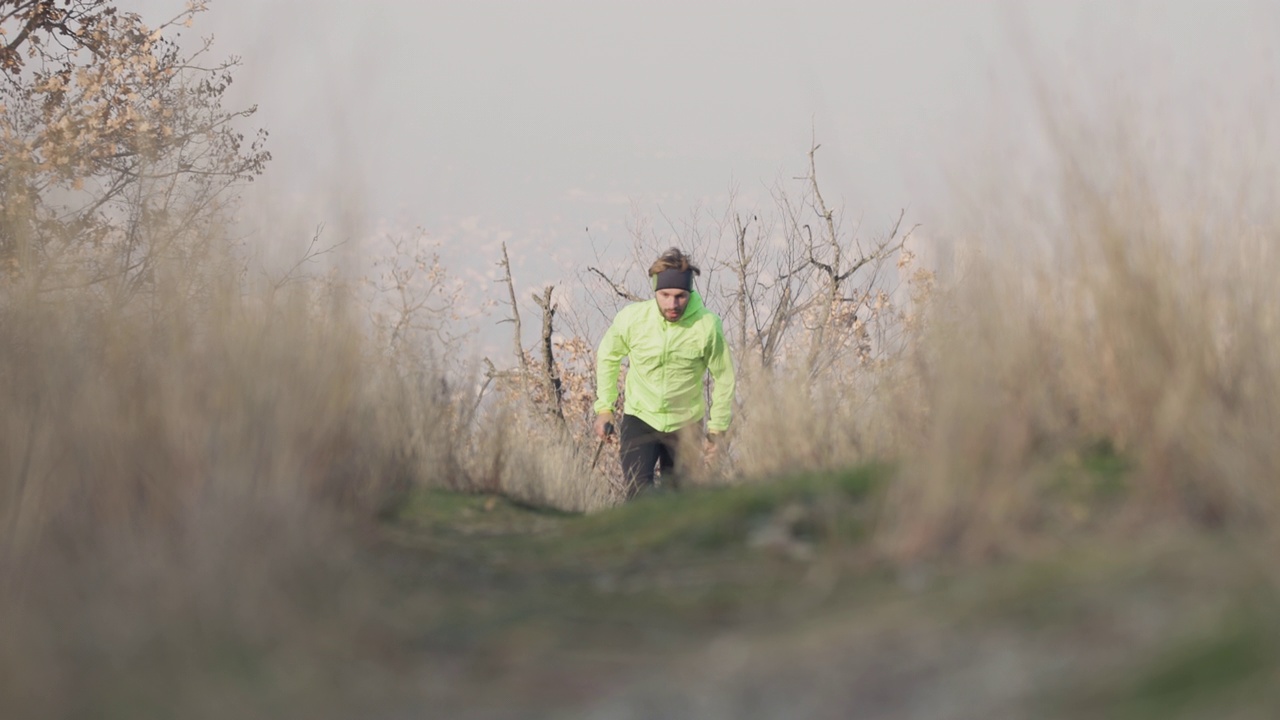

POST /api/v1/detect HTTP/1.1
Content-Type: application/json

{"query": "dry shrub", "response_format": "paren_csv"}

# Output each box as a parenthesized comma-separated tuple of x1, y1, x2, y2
(723, 272, 934, 484)
(462, 401, 616, 512)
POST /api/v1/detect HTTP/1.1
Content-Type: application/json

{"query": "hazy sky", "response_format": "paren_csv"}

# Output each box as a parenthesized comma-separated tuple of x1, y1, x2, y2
(129, 0, 1278, 346)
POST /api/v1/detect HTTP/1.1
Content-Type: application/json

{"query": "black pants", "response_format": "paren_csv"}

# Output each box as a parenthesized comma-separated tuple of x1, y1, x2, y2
(618, 414, 697, 498)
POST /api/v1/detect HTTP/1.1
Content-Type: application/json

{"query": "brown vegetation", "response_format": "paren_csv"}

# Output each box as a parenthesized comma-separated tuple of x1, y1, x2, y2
(3, 1, 1279, 717)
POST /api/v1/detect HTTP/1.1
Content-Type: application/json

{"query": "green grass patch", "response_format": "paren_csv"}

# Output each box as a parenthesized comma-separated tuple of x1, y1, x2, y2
(555, 463, 889, 558)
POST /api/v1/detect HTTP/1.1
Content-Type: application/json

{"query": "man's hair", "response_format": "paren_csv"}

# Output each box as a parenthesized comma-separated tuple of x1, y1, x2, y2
(649, 247, 701, 277)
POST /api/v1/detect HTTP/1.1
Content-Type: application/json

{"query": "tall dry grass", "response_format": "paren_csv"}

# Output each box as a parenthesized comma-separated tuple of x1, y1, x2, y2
(873, 111, 1280, 558)
(0, 243, 465, 715)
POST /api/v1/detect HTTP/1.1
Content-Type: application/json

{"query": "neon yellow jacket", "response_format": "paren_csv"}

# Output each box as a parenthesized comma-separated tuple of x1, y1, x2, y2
(594, 290, 735, 433)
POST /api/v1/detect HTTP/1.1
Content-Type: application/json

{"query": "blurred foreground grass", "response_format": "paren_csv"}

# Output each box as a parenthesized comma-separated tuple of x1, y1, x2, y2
(367, 466, 1280, 720)
(5, 453, 1278, 719)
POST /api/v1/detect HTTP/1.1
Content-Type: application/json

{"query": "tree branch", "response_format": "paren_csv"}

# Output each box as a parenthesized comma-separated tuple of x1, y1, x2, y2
(587, 265, 643, 302)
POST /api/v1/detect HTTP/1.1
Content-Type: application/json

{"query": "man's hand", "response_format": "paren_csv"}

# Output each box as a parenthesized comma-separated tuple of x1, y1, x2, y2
(703, 431, 724, 462)
(594, 412, 616, 441)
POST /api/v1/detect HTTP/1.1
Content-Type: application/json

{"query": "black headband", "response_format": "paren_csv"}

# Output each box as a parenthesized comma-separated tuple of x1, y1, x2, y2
(653, 268, 693, 292)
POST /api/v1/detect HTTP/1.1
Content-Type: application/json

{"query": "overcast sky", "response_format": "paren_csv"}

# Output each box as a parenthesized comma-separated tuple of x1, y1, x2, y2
(129, 0, 1279, 346)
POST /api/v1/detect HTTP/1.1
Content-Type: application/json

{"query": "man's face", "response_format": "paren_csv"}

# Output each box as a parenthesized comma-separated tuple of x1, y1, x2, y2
(656, 288, 690, 322)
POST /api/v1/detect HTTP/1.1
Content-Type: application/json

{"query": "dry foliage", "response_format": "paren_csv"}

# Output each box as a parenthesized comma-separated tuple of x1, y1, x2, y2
(0, 0, 268, 306)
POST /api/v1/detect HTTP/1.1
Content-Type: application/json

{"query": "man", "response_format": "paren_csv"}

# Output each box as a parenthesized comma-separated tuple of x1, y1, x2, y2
(593, 247, 735, 497)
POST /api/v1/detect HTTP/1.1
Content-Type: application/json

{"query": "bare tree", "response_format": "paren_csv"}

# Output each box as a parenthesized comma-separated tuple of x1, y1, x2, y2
(731, 143, 917, 377)
(532, 286, 565, 422)
(487, 242, 566, 426)
(365, 231, 466, 359)
(496, 243, 531, 383)
(582, 143, 919, 378)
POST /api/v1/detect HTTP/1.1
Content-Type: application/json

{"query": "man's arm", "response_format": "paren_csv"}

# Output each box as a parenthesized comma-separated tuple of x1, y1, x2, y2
(705, 316, 735, 434)
(594, 313, 629, 434)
